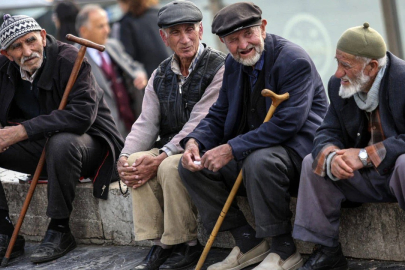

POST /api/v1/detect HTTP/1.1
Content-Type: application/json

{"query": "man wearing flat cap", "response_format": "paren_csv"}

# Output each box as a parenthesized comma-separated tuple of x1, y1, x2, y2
(179, 2, 328, 270)
(117, 1, 225, 269)
(292, 23, 405, 270)
(0, 14, 123, 262)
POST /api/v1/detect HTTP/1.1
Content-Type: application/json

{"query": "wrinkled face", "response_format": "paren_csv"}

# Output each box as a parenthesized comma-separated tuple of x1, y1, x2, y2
(221, 20, 266, 67)
(1, 30, 47, 75)
(160, 23, 203, 62)
(80, 9, 110, 45)
(335, 49, 372, 98)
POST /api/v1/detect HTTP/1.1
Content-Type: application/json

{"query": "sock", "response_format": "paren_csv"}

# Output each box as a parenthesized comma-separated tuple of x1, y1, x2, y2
(153, 239, 172, 249)
(186, 239, 197, 246)
(230, 224, 262, 253)
(48, 218, 70, 233)
(0, 210, 14, 236)
(270, 233, 296, 260)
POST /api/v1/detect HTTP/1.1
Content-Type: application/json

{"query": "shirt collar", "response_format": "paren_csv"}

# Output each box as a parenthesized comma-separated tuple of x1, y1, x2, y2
(171, 43, 204, 78)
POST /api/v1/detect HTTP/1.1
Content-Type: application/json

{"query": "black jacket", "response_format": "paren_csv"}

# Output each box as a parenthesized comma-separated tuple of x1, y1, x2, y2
(0, 35, 124, 199)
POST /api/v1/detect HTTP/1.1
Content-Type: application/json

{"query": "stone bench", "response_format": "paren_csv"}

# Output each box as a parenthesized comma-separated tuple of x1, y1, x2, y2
(1, 169, 404, 261)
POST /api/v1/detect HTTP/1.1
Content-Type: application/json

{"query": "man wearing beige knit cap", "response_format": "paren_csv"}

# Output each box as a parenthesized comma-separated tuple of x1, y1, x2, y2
(293, 23, 405, 270)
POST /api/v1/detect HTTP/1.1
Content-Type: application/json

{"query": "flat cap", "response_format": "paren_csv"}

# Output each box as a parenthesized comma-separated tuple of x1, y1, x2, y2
(337, 22, 386, 59)
(157, 0, 202, 28)
(212, 2, 262, 37)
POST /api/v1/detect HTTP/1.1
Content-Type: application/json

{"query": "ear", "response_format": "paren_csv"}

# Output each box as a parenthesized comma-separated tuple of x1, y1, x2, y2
(159, 29, 169, 47)
(79, 25, 88, 39)
(40, 29, 47, 47)
(198, 23, 203, 40)
(364, 60, 379, 77)
(260, 19, 267, 39)
(219, 37, 224, 44)
(0, 49, 14, 61)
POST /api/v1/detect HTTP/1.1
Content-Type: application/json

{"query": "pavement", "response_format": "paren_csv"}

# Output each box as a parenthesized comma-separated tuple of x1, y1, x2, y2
(1, 243, 405, 270)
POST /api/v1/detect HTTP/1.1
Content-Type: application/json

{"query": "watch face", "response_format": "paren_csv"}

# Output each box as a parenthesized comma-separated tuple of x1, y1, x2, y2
(359, 150, 367, 159)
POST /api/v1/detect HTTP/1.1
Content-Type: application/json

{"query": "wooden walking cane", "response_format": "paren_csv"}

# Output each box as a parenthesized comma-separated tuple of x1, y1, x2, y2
(195, 89, 289, 270)
(1, 34, 105, 267)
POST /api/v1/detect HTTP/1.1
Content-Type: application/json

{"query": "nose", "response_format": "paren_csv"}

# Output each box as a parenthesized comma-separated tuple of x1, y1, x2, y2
(238, 38, 249, 50)
(335, 65, 345, 79)
(179, 31, 190, 44)
(21, 44, 32, 57)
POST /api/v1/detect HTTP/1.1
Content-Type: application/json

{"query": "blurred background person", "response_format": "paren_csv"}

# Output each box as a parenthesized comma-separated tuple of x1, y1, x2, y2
(113, 0, 171, 77)
(53, 0, 80, 44)
(77, 4, 148, 137)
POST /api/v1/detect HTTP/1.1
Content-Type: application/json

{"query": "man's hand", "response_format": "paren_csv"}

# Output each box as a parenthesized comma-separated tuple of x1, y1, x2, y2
(201, 144, 234, 172)
(182, 139, 203, 172)
(133, 71, 148, 90)
(330, 148, 363, 179)
(0, 125, 28, 153)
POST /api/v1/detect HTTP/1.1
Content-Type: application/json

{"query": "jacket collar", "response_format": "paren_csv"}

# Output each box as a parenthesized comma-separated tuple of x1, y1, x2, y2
(36, 35, 58, 91)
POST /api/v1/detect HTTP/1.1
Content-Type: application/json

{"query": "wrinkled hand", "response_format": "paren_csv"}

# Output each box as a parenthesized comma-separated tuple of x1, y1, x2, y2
(201, 144, 234, 172)
(133, 71, 148, 90)
(182, 139, 203, 172)
(331, 148, 363, 179)
(0, 125, 28, 153)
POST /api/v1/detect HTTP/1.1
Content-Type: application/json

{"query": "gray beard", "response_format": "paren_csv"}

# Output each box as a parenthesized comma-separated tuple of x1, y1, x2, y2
(231, 38, 264, 67)
(338, 72, 371, 99)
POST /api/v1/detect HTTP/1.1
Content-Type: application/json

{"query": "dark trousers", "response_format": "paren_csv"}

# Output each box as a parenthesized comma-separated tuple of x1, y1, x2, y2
(293, 154, 403, 247)
(179, 146, 301, 238)
(0, 133, 107, 219)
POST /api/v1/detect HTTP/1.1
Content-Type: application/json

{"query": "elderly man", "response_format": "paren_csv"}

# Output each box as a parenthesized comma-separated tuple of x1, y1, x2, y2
(77, 4, 148, 137)
(179, 2, 328, 270)
(292, 23, 405, 270)
(0, 14, 123, 262)
(116, 1, 225, 269)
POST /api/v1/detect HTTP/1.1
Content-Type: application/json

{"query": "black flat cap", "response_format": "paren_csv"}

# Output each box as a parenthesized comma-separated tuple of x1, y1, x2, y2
(157, 0, 203, 28)
(212, 2, 262, 37)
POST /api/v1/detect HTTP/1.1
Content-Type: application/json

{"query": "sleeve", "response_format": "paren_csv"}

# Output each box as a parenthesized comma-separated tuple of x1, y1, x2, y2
(121, 70, 160, 154)
(21, 59, 100, 140)
(228, 57, 324, 161)
(165, 65, 225, 154)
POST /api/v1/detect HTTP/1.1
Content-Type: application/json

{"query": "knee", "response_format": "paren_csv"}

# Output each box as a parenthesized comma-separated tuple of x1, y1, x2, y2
(46, 133, 79, 158)
(127, 151, 153, 165)
(302, 154, 314, 172)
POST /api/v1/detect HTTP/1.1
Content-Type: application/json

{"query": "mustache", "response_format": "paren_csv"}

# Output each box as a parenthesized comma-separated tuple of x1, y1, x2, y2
(21, 52, 40, 64)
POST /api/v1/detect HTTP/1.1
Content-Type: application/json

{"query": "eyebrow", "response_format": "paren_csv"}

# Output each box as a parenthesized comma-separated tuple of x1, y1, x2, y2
(9, 35, 37, 50)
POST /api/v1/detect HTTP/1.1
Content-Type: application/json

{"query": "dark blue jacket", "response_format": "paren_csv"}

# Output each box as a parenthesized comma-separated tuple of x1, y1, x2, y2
(182, 33, 328, 160)
(313, 52, 405, 175)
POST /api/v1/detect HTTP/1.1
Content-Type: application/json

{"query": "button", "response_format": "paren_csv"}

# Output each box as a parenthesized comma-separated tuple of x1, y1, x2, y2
(251, 108, 255, 113)
(372, 126, 376, 130)
(47, 132, 53, 137)
(357, 133, 360, 136)
(250, 125, 255, 129)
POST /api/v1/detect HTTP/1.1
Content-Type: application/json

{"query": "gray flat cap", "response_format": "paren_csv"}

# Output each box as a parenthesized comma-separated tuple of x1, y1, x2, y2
(157, 0, 202, 28)
(212, 2, 262, 37)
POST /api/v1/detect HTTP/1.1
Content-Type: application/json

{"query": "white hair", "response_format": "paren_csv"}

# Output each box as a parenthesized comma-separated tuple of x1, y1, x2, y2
(355, 55, 387, 69)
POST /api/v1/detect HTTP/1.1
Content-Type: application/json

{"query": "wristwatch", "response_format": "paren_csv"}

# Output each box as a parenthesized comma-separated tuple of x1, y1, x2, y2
(358, 149, 370, 167)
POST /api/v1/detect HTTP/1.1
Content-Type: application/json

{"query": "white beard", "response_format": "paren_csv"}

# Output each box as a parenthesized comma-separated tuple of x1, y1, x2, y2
(338, 71, 371, 99)
(231, 38, 264, 67)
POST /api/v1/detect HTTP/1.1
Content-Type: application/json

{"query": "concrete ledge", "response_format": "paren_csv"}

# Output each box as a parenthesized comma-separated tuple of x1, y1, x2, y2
(1, 169, 405, 261)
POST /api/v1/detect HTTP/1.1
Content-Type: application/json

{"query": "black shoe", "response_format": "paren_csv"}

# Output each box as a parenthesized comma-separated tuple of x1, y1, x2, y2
(134, 245, 173, 270)
(159, 242, 203, 270)
(300, 244, 348, 270)
(0, 234, 25, 259)
(30, 229, 77, 263)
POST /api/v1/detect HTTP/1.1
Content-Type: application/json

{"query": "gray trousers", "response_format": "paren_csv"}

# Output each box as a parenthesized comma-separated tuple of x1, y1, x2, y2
(293, 154, 404, 247)
(179, 146, 301, 238)
(0, 133, 107, 219)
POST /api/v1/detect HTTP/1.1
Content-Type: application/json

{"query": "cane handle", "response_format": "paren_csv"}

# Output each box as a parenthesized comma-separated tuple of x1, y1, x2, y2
(66, 34, 105, 52)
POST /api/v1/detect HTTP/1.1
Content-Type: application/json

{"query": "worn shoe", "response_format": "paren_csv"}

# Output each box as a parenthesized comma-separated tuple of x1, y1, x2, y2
(253, 251, 303, 270)
(159, 242, 203, 269)
(207, 240, 270, 270)
(299, 244, 348, 270)
(0, 234, 25, 259)
(30, 230, 77, 263)
(134, 245, 172, 270)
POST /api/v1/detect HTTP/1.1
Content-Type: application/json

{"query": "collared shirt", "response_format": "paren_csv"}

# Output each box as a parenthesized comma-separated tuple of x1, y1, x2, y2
(170, 43, 204, 93)
(87, 48, 112, 67)
(242, 52, 265, 91)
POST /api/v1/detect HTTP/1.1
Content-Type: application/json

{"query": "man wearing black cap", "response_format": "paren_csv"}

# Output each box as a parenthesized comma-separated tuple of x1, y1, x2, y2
(117, 1, 226, 269)
(0, 14, 123, 262)
(292, 23, 405, 270)
(179, 2, 328, 270)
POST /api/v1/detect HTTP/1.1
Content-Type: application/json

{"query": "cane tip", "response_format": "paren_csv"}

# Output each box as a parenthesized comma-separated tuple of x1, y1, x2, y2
(1, 257, 9, 267)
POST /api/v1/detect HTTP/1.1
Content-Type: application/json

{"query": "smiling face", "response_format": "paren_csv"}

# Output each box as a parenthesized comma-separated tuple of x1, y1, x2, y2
(334, 49, 377, 98)
(221, 20, 267, 67)
(1, 30, 47, 75)
(160, 23, 203, 63)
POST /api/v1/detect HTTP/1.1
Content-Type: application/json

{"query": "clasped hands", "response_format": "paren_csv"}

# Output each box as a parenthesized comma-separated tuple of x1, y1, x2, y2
(331, 148, 367, 180)
(182, 139, 234, 172)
